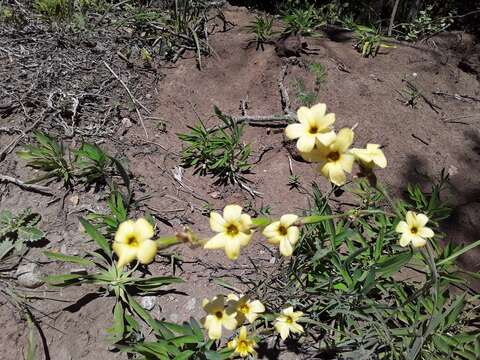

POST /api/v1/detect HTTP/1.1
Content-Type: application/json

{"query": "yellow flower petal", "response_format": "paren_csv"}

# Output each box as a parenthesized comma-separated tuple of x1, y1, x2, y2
(204, 233, 229, 249)
(236, 232, 252, 247)
(334, 128, 354, 152)
(279, 237, 293, 256)
(296, 135, 316, 152)
(411, 235, 427, 248)
(339, 153, 355, 172)
(316, 130, 337, 146)
(204, 315, 223, 339)
(323, 162, 347, 186)
(287, 226, 300, 245)
(225, 239, 241, 260)
(209, 211, 226, 232)
(317, 111, 335, 128)
(275, 321, 290, 340)
(134, 218, 154, 240)
(399, 234, 411, 247)
(406, 211, 415, 226)
(222, 312, 238, 330)
(395, 221, 409, 233)
(285, 123, 305, 140)
(239, 213, 253, 231)
(136, 239, 158, 264)
(280, 214, 298, 227)
(114, 220, 135, 243)
(223, 204, 243, 223)
(263, 221, 280, 238)
(310, 103, 326, 119)
(415, 213, 429, 227)
(418, 227, 434, 238)
(297, 106, 311, 125)
(113, 242, 138, 268)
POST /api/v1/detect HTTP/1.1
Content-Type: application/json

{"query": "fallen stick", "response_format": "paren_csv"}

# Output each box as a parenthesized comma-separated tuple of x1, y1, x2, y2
(103, 61, 149, 138)
(0, 174, 54, 195)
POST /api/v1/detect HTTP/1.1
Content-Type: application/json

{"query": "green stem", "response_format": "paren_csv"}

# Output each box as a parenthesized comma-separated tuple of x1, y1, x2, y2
(156, 236, 181, 249)
(376, 183, 403, 219)
(300, 209, 383, 225)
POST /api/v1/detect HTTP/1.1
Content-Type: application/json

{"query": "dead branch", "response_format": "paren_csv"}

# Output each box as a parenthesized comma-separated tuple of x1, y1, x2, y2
(103, 61, 149, 138)
(0, 174, 54, 195)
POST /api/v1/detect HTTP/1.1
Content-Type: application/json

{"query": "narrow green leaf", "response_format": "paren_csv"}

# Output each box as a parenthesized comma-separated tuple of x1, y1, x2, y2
(80, 218, 112, 257)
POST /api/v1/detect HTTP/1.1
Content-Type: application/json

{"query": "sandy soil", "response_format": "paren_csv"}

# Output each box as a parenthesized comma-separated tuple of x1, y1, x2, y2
(0, 4, 479, 359)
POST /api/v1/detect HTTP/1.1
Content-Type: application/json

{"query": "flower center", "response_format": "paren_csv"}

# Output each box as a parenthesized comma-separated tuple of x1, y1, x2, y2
(328, 151, 340, 161)
(226, 224, 239, 236)
(239, 303, 250, 314)
(286, 316, 293, 324)
(215, 311, 223, 319)
(410, 227, 418, 234)
(308, 125, 318, 134)
(238, 340, 249, 351)
(278, 225, 288, 236)
(126, 235, 139, 247)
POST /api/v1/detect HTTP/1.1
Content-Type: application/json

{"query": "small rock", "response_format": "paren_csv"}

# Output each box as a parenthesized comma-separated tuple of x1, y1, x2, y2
(16, 263, 44, 289)
(209, 191, 220, 199)
(448, 165, 459, 176)
(184, 297, 196, 312)
(121, 117, 132, 128)
(141, 296, 156, 311)
(169, 313, 179, 322)
(269, 257, 276, 264)
(146, 93, 152, 99)
(69, 195, 79, 206)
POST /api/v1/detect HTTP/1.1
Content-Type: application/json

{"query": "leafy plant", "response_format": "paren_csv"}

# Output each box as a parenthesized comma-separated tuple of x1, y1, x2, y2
(309, 62, 327, 87)
(17, 131, 72, 186)
(17, 132, 129, 190)
(398, 5, 454, 41)
(0, 209, 44, 257)
(44, 218, 183, 344)
(245, 15, 274, 51)
(259, 179, 480, 359)
(354, 25, 391, 58)
(73, 142, 113, 185)
(33, 0, 72, 21)
(292, 78, 317, 106)
(119, 318, 232, 359)
(282, 5, 321, 35)
(178, 106, 252, 185)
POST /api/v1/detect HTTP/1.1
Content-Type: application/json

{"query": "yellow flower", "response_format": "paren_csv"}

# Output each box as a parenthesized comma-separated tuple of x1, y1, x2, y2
(204, 205, 253, 260)
(112, 218, 158, 268)
(200, 295, 238, 340)
(274, 307, 304, 340)
(227, 294, 265, 324)
(227, 326, 257, 358)
(300, 128, 355, 186)
(395, 211, 434, 248)
(285, 103, 336, 152)
(262, 214, 300, 256)
(350, 144, 387, 169)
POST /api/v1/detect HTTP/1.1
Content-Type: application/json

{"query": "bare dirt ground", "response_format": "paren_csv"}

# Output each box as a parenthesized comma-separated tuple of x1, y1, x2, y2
(0, 4, 479, 360)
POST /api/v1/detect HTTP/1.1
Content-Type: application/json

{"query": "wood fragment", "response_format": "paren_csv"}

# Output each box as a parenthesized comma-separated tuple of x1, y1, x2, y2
(103, 61, 149, 138)
(0, 174, 54, 195)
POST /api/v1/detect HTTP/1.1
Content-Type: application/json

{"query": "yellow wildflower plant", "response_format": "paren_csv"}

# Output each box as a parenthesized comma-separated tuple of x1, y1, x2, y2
(274, 307, 304, 340)
(285, 103, 336, 152)
(112, 218, 158, 268)
(262, 214, 300, 256)
(204, 204, 253, 260)
(300, 128, 355, 186)
(200, 295, 238, 340)
(227, 294, 265, 324)
(395, 211, 435, 248)
(350, 143, 387, 169)
(227, 326, 257, 358)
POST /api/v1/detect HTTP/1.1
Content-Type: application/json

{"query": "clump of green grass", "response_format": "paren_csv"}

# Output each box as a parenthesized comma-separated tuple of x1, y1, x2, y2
(354, 25, 393, 58)
(282, 5, 321, 35)
(178, 106, 252, 185)
(245, 15, 274, 51)
(17, 131, 128, 189)
(309, 62, 327, 87)
(33, 0, 73, 21)
(292, 78, 317, 106)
